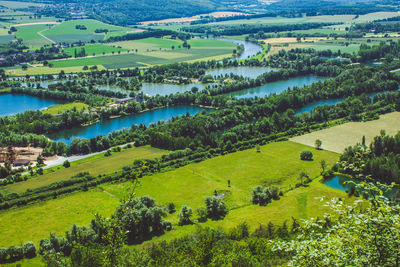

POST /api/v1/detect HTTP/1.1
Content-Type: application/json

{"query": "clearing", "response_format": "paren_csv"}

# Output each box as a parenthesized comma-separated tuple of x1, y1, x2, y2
(290, 112, 400, 153)
(0, 141, 344, 248)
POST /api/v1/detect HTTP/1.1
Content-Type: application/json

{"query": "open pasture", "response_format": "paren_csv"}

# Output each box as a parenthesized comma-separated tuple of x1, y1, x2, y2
(40, 19, 133, 43)
(61, 43, 128, 57)
(42, 102, 88, 115)
(0, 141, 342, 248)
(290, 112, 400, 153)
(3, 146, 167, 194)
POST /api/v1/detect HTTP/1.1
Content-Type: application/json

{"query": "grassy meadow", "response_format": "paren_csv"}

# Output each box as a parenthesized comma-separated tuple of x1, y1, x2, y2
(0, 141, 344, 250)
(42, 102, 88, 115)
(2, 146, 167, 194)
(291, 112, 400, 153)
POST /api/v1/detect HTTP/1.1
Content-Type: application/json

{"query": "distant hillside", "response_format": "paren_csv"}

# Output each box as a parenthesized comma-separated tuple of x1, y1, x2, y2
(34, 0, 240, 25)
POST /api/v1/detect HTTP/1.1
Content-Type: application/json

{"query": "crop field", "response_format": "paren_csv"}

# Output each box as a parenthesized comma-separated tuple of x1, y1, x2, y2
(42, 102, 88, 115)
(14, 24, 55, 47)
(0, 0, 45, 8)
(61, 44, 128, 57)
(3, 146, 167, 194)
(48, 38, 236, 69)
(0, 141, 344, 248)
(5, 65, 107, 76)
(39, 19, 133, 43)
(291, 112, 400, 153)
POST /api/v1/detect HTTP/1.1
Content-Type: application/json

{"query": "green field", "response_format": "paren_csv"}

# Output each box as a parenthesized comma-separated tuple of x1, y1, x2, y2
(48, 38, 236, 69)
(61, 43, 128, 57)
(3, 146, 167, 194)
(0, 0, 45, 8)
(40, 19, 132, 43)
(14, 24, 54, 47)
(43, 102, 88, 115)
(0, 141, 345, 249)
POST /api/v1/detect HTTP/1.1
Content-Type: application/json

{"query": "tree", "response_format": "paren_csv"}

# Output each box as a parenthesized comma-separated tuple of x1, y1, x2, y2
(178, 205, 193, 226)
(274, 183, 400, 266)
(196, 207, 208, 222)
(167, 202, 175, 214)
(298, 171, 309, 186)
(23, 241, 36, 258)
(300, 151, 313, 161)
(205, 196, 228, 220)
(315, 139, 322, 150)
(63, 160, 70, 168)
(22, 64, 28, 71)
(37, 154, 44, 165)
(115, 195, 166, 243)
(320, 160, 327, 174)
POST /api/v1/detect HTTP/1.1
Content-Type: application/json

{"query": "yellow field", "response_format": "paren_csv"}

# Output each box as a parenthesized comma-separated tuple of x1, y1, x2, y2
(5, 65, 106, 76)
(290, 112, 400, 153)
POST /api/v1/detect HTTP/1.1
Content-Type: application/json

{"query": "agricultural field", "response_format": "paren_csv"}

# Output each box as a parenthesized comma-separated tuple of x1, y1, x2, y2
(290, 112, 400, 153)
(47, 38, 236, 69)
(0, 0, 45, 9)
(61, 43, 128, 57)
(42, 102, 88, 115)
(39, 19, 134, 43)
(0, 141, 344, 248)
(2, 146, 167, 194)
(14, 24, 55, 47)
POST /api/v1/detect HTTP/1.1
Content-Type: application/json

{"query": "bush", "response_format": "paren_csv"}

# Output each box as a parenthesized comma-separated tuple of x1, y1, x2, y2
(0, 248, 7, 263)
(63, 160, 71, 168)
(197, 207, 208, 222)
(205, 196, 228, 220)
(252, 186, 280, 206)
(167, 202, 176, 214)
(23, 241, 36, 258)
(300, 150, 313, 161)
(178, 205, 193, 226)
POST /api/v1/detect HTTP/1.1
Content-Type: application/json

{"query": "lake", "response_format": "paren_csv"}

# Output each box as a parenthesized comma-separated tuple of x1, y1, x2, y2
(297, 89, 399, 114)
(0, 94, 66, 116)
(48, 105, 205, 145)
(226, 76, 328, 99)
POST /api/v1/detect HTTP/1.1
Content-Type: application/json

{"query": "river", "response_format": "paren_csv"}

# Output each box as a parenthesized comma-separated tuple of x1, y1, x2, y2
(47, 105, 205, 145)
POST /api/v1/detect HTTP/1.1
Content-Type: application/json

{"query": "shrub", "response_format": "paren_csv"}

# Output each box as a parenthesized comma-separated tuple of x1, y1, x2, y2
(205, 196, 228, 220)
(63, 160, 71, 168)
(167, 202, 176, 214)
(178, 205, 193, 226)
(23, 241, 36, 258)
(300, 150, 313, 161)
(197, 207, 208, 222)
(252, 186, 280, 206)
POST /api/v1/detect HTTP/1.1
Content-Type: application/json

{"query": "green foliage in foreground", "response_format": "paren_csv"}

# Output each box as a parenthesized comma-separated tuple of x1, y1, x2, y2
(41, 182, 400, 266)
(37, 183, 400, 266)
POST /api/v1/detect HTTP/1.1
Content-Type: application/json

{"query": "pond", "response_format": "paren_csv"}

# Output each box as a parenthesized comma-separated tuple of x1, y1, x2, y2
(48, 105, 205, 145)
(322, 175, 398, 198)
(226, 75, 328, 99)
(296, 89, 399, 114)
(205, 66, 275, 79)
(0, 94, 66, 116)
(322, 175, 357, 192)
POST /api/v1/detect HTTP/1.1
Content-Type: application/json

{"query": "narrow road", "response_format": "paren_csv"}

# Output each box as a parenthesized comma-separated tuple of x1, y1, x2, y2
(38, 30, 55, 44)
